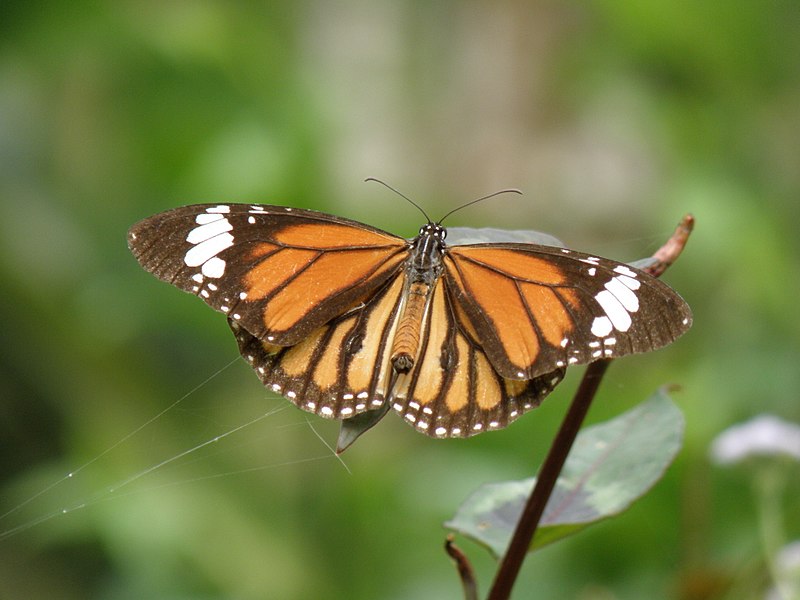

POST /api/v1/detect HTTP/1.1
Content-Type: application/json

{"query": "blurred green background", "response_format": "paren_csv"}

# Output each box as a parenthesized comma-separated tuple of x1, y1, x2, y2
(2, 2, 799, 599)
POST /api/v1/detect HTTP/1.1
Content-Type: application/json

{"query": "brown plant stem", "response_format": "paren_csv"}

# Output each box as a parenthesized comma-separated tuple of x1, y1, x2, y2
(486, 359, 610, 600)
(446, 535, 479, 600)
(645, 214, 694, 278)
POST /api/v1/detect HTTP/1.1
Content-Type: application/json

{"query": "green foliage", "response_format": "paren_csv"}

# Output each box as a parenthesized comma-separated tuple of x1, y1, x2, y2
(446, 389, 684, 556)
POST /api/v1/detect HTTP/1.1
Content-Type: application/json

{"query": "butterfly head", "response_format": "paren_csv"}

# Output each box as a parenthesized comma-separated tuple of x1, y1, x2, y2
(418, 222, 447, 242)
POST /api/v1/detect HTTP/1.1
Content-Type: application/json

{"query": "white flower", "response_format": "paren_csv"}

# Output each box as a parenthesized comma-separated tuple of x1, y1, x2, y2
(764, 541, 800, 600)
(710, 415, 800, 465)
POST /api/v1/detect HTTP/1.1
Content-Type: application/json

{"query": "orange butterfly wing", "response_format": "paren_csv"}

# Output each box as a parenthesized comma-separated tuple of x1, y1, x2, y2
(128, 204, 409, 347)
(444, 243, 692, 380)
(386, 280, 564, 437)
(231, 272, 564, 437)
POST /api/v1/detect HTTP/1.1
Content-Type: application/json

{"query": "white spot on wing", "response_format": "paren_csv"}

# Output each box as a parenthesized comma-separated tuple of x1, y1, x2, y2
(595, 290, 632, 331)
(184, 232, 234, 267)
(591, 316, 613, 337)
(617, 275, 641, 290)
(186, 218, 233, 244)
(605, 277, 640, 312)
(195, 213, 223, 224)
(207, 205, 230, 213)
(613, 264, 638, 278)
(202, 256, 226, 278)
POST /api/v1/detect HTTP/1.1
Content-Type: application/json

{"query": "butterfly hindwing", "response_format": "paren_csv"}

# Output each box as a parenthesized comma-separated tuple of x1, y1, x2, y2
(388, 279, 565, 437)
(229, 275, 406, 420)
(128, 204, 409, 347)
(444, 243, 692, 380)
(230, 271, 565, 438)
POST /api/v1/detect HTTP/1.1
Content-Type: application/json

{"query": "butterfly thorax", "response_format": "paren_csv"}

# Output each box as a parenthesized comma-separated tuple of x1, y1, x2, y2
(390, 223, 447, 373)
(406, 223, 446, 284)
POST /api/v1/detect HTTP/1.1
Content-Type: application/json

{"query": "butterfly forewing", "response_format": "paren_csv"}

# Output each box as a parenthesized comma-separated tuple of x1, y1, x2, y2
(128, 204, 409, 346)
(444, 243, 692, 380)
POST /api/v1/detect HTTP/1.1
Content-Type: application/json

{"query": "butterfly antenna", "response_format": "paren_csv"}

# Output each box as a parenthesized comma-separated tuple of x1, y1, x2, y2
(365, 177, 432, 223)
(438, 188, 522, 224)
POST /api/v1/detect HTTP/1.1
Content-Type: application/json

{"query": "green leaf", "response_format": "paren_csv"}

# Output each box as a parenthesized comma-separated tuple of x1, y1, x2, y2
(444, 388, 684, 557)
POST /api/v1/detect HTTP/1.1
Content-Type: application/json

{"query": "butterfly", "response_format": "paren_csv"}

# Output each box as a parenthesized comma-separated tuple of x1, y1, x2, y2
(128, 200, 691, 444)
